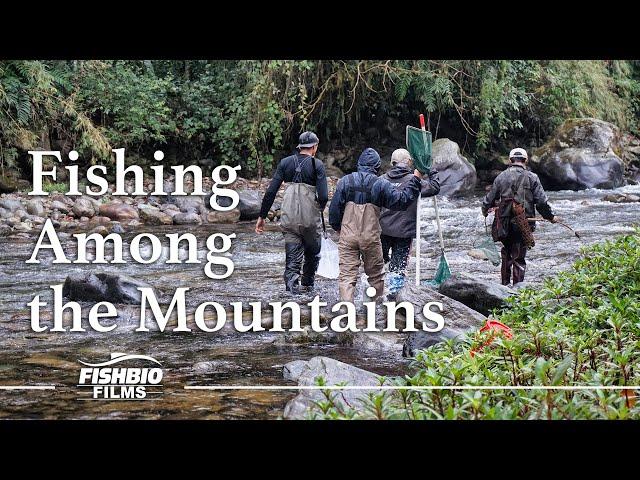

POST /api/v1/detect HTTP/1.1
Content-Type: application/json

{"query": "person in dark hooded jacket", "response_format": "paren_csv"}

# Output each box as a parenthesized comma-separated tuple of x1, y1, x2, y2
(379, 148, 440, 295)
(329, 148, 423, 302)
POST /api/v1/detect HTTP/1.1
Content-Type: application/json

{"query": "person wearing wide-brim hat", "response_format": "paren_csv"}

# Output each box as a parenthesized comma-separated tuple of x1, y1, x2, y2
(256, 131, 328, 294)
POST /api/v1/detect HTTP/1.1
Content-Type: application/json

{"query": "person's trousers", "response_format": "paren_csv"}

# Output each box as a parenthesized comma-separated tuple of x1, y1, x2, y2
(283, 228, 321, 291)
(338, 236, 385, 303)
(500, 237, 527, 286)
(381, 234, 413, 274)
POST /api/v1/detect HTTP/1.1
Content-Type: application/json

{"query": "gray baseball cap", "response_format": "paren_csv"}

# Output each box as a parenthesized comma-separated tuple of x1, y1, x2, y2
(297, 131, 319, 149)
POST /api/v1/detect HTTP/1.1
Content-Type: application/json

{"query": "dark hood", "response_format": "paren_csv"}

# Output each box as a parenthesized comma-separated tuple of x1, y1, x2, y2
(357, 148, 381, 174)
(385, 164, 413, 180)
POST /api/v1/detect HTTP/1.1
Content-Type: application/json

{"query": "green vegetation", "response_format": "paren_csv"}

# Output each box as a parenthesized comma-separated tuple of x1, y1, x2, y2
(1, 60, 639, 180)
(309, 231, 640, 419)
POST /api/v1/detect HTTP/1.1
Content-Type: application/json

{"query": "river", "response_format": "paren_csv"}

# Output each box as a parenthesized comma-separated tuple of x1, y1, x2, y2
(0, 184, 639, 419)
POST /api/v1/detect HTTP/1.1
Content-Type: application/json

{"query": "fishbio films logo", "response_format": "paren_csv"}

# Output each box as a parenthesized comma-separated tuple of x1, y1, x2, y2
(78, 353, 163, 400)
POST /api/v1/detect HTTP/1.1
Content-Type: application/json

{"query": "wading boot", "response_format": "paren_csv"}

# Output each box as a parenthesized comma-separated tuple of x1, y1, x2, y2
(284, 242, 304, 294)
(300, 249, 320, 293)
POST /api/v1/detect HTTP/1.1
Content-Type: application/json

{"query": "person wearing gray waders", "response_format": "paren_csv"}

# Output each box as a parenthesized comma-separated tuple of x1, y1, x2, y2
(328, 148, 423, 302)
(256, 131, 328, 294)
(481, 147, 557, 286)
(379, 148, 440, 298)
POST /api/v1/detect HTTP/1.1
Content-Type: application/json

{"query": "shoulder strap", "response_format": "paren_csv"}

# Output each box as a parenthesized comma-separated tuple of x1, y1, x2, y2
(311, 155, 318, 185)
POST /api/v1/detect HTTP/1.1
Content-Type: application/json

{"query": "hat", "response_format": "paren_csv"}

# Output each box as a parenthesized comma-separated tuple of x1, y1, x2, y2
(509, 148, 528, 161)
(391, 148, 413, 166)
(297, 131, 319, 149)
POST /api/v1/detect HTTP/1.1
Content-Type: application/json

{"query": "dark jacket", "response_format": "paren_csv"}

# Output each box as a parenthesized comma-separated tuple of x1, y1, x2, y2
(481, 163, 554, 228)
(259, 153, 329, 219)
(379, 165, 440, 239)
(328, 148, 421, 231)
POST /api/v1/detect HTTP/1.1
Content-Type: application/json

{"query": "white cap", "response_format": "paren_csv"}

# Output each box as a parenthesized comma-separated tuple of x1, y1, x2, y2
(391, 148, 413, 166)
(509, 147, 528, 160)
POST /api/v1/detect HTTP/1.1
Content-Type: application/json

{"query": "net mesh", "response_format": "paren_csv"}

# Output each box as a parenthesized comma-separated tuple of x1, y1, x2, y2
(421, 252, 451, 288)
(406, 126, 433, 173)
(474, 234, 501, 266)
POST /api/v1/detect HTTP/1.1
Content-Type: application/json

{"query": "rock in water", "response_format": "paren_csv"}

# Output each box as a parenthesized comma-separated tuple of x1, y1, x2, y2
(439, 273, 515, 316)
(62, 273, 154, 304)
(602, 193, 640, 203)
(282, 360, 308, 381)
(98, 202, 139, 221)
(282, 356, 387, 419)
(207, 209, 241, 224)
(173, 212, 202, 225)
(431, 138, 477, 197)
(396, 282, 486, 358)
(529, 118, 625, 190)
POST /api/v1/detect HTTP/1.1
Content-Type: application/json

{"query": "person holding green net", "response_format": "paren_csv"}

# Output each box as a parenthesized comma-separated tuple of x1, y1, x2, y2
(379, 148, 440, 298)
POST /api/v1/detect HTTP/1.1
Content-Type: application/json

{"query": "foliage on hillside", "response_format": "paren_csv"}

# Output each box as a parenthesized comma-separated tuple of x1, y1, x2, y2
(1, 60, 639, 178)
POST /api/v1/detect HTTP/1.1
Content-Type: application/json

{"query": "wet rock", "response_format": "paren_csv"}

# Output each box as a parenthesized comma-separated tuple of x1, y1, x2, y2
(403, 326, 467, 358)
(172, 195, 206, 214)
(530, 118, 625, 190)
(439, 273, 515, 316)
(431, 138, 477, 197)
(351, 332, 405, 353)
(283, 356, 387, 419)
(72, 197, 95, 218)
(279, 327, 348, 345)
(110, 222, 125, 234)
(62, 272, 154, 304)
(98, 202, 139, 221)
(26, 199, 45, 216)
(283, 360, 308, 382)
(207, 209, 241, 224)
(140, 207, 173, 225)
(468, 248, 488, 261)
(0, 198, 22, 212)
(396, 282, 486, 358)
(602, 193, 640, 203)
(0, 224, 11, 236)
(237, 190, 262, 220)
(173, 212, 202, 225)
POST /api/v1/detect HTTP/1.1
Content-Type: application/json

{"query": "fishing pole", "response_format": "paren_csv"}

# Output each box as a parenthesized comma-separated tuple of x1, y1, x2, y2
(527, 217, 581, 239)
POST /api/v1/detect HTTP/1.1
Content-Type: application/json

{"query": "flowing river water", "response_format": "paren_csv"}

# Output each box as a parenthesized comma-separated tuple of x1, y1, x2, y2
(0, 184, 639, 419)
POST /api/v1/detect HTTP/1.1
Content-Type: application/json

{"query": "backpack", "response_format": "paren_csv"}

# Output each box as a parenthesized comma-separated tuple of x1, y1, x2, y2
(491, 171, 535, 248)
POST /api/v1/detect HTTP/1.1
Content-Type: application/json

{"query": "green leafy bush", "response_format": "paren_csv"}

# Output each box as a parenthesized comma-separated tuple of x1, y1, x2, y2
(309, 231, 640, 420)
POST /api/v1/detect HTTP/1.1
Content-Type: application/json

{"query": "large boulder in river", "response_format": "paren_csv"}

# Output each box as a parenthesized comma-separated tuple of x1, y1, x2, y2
(62, 272, 153, 304)
(439, 273, 515, 316)
(98, 202, 139, 221)
(529, 118, 625, 190)
(283, 356, 388, 419)
(431, 138, 477, 197)
(237, 190, 262, 220)
(396, 282, 486, 358)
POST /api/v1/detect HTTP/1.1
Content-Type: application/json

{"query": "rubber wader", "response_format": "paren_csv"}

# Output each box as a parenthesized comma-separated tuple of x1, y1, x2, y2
(338, 201, 385, 302)
(280, 182, 322, 292)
